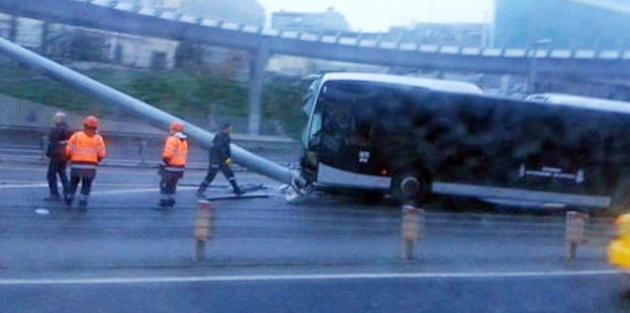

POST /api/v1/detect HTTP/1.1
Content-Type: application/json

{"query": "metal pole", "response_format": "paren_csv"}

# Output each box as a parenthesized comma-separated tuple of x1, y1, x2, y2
(529, 49, 537, 93)
(9, 15, 17, 42)
(41, 21, 49, 55)
(0, 36, 296, 185)
(138, 139, 148, 165)
(247, 42, 269, 136)
(528, 39, 551, 94)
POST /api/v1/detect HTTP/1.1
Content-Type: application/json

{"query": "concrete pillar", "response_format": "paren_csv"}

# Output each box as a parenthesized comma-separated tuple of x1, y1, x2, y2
(247, 42, 269, 136)
(9, 15, 17, 42)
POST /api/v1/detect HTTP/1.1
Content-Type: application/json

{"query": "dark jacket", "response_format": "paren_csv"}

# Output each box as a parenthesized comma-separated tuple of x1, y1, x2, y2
(209, 132, 231, 164)
(46, 123, 72, 162)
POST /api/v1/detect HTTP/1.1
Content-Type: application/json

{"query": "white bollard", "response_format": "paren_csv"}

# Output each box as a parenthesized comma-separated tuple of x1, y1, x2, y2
(400, 204, 424, 260)
(193, 200, 213, 262)
(564, 211, 588, 260)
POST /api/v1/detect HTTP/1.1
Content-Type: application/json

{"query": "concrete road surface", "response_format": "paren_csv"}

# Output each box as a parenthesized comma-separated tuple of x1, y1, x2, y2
(0, 162, 626, 313)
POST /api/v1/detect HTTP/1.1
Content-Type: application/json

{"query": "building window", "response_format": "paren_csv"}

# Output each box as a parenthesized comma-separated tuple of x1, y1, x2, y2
(151, 51, 167, 70)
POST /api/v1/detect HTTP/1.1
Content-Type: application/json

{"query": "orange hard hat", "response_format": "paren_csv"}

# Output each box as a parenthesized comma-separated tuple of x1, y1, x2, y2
(170, 121, 184, 132)
(83, 115, 99, 128)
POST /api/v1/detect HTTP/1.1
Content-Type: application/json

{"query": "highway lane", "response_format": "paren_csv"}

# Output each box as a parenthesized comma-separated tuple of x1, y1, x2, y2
(0, 163, 615, 269)
(0, 162, 626, 312)
(0, 270, 628, 313)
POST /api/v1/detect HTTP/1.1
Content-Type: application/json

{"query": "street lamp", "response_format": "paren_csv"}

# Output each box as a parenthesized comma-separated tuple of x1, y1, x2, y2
(529, 38, 551, 93)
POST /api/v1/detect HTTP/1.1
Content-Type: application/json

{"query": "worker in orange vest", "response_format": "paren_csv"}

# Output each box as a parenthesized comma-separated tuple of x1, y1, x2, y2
(65, 115, 106, 209)
(157, 121, 189, 209)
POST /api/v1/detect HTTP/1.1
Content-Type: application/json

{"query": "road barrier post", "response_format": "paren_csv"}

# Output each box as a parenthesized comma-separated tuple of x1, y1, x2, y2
(193, 200, 213, 262)
(564, 211, 588, 260)
(138, 139, 148, 165)
(40, 134, 48, 160)
(400, 204, 424, 260)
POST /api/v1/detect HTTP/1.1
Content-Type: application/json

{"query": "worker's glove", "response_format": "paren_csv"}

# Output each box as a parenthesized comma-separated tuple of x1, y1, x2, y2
(225, 158, 233, 166)
(158, 161, 166, 175)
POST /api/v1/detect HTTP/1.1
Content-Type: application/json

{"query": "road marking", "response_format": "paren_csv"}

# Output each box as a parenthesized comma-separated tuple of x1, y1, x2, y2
(0, 270, 618, 286)
(0, 181, 163, 188)
(0, 183, 47, 189)
(0, 183, 154, 190)
(0, 184, 191, 194)
(92, 186, 197, 196)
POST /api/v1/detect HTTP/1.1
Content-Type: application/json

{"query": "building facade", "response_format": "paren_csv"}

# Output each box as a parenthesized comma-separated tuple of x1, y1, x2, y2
(271, 7, 349, 34)
(386, 23, 488, 47)
(494, 0, 630, 49)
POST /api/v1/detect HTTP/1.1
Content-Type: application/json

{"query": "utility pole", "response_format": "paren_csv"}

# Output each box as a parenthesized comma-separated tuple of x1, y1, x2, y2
(528, 38, 551, 94)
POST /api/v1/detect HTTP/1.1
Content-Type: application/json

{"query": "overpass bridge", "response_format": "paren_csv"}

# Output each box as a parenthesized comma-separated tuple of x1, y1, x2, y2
(1, 0, 629, 133)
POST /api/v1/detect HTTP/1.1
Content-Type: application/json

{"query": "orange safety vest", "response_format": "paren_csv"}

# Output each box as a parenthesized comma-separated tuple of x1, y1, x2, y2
(66, 131, 106, 169)
(162, 134, 188, 172)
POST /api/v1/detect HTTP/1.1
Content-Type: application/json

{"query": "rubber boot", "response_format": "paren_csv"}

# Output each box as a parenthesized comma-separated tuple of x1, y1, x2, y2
(78, 194, 88, 211)
(64, 194, 74, 206)
(155, 194, 170, 210)
(196, 183, 208, 198)
(229, 179, 242, 196)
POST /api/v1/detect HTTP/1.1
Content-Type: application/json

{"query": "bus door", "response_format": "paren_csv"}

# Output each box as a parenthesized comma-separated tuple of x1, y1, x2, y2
(306, 81, 389, 188)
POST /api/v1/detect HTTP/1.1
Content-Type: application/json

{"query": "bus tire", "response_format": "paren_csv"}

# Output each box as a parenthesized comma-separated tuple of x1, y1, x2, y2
(391, 170, 430, 205)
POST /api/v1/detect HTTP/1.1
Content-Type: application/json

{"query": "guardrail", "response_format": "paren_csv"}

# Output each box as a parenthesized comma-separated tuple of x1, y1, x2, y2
(0, 125, 301, 171)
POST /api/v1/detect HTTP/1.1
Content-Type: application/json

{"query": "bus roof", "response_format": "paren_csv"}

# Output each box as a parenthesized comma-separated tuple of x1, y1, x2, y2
(320, 72, 484, 95)
(526, 93, 630, 114)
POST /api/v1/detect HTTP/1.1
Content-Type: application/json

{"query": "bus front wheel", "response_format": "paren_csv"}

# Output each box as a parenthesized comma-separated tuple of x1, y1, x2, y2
(391, 171, 430, 205)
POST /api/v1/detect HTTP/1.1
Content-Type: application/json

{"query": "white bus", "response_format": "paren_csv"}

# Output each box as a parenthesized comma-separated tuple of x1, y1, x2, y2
(295, 72, 630, 209)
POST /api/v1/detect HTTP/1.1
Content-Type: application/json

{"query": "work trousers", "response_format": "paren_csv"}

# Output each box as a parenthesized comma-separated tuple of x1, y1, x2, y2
(67, 167, 96, 204)
(159, 170, 183, 207)
(197, 163, 239, 193)
(47, 160, 68, 197)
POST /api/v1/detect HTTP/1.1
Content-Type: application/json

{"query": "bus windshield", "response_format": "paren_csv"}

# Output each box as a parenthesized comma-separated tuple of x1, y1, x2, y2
(310, 80, 432, 150)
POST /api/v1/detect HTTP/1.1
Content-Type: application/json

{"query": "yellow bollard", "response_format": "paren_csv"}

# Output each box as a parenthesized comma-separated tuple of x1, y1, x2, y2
(193, 200, 213, 262)
(564, 211, 588, 260)
(400, 204, 424, 260)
